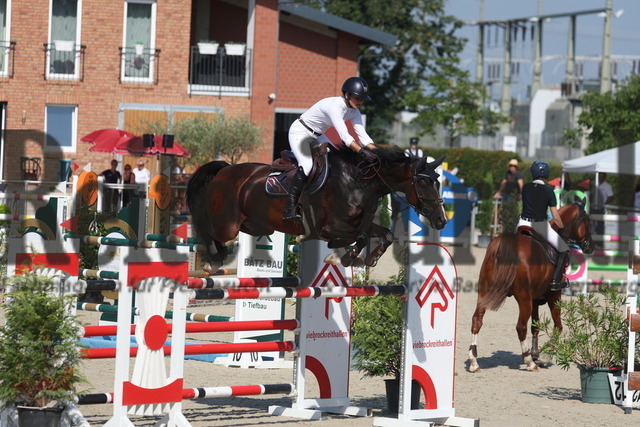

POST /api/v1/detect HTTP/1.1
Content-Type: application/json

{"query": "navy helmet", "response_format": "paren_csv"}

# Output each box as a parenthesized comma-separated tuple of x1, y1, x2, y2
(342, 77, 372, 102)
(530, 160, 550, 179)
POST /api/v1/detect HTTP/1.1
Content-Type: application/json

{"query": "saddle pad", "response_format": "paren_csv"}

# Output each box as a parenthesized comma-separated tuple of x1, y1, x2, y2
(517, 226, 558, 265)
(265, 156, 329, 197)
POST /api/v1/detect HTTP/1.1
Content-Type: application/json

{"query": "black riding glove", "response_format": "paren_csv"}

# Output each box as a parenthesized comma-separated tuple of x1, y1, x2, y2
(360, 148, 378, 163)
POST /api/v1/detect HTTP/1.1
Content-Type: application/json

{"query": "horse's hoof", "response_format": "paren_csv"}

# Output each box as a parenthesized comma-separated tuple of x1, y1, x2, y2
(526, 364, 540, 371)
(365, 256, 380, 267)
(341, 255, 352, 267)
(323, 253, 341, 265)
(468, 363, 480, 373)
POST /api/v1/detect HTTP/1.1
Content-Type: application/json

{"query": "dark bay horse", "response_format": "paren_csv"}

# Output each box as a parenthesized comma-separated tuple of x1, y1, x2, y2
(187, 145, 447, 271)
(468, 203, 593, 372)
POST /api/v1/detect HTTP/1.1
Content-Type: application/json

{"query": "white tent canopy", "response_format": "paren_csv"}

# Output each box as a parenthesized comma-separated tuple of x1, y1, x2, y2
(562, 141, 640, 175)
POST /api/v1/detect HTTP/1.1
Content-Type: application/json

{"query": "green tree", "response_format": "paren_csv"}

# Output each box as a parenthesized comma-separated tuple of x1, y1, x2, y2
(141, 115, 263, 166)
(211, 115, 263, 164)
(566, 74, 640, 154)
(303, 0, 505, 143)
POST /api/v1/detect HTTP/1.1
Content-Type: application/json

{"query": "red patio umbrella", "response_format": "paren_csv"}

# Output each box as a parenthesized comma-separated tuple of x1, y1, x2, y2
(112, 134, 191, 157)
(80, 128, 135, 146)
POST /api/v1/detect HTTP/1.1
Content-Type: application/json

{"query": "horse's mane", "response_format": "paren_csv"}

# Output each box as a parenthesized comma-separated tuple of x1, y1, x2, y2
(331, 145, 410, 168)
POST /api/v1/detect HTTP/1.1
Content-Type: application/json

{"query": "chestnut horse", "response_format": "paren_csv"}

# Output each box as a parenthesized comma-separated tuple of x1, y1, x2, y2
(468, 202, 593, 372)
(187, 145, 448, 271)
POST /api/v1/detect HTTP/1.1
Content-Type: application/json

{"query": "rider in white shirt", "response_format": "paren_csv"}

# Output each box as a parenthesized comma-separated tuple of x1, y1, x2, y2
(285, 76, 378, 221)
(404, 137, 423, 159)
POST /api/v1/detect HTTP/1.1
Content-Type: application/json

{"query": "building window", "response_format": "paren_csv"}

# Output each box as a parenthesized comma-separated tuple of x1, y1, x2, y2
(45, 105, 77, 153)
(122, 1, 156, 82)
(47, 0, 82, 79)
(0, 0, 11, 77)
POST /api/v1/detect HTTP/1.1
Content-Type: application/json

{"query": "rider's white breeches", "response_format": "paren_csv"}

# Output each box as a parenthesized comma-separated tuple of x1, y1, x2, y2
(517, 218, 570, 252)
(288, 120, 315, 175)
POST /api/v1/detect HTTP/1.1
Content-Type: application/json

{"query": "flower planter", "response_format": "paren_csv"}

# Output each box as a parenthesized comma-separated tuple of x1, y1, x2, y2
(477, 234, 491, 248)
(198, 42, 219, 55)
(17, 405, 63, 427)
(225, 43, 245, 56)
(384, 378, 421, 414)
(54, 40, 74, 52)
(580, 366, 614, 404)
(134, 44, 145, 56)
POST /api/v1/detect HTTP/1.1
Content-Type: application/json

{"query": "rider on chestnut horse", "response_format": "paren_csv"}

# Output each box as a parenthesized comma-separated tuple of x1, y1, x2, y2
(517, 160, 570, 291)
(285, 76, 379, 222)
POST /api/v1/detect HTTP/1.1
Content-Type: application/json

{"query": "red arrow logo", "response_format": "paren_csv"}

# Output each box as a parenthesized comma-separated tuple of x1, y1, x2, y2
(415, 266, 454, 328)
(311, 263, 348, 319)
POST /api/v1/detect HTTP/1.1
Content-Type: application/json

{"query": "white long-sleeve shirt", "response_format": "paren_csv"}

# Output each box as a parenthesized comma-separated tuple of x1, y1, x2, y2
(299, 96, 373, 147)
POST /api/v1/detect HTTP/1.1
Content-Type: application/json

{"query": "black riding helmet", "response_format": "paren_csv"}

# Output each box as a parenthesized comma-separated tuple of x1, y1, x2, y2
(341, 77, 372, 102)
(530, 160, 550, 179)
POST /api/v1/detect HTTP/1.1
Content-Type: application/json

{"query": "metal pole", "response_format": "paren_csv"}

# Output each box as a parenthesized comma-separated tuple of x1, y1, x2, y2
(600, 0, 613, 93)
(500, 21, 512, 133)
(531, 1, 543, 97)
(566, 15, 576, 94)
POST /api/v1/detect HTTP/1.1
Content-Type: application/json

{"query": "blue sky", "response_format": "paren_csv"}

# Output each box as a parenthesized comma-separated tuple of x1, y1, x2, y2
(445, 0, 640, 101)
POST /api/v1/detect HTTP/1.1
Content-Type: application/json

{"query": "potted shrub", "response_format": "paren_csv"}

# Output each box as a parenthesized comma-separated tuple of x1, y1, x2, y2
(351, 267, 420, 413)
(536, 285, 629, 404)
(475, 198, 493, 247)
(0, 269, 87, 425)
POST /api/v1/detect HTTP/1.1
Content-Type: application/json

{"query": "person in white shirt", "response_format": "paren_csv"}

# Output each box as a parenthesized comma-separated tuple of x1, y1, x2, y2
(404, 137, 423, 159)
(285, 76, 378, 221)
(592, 172, 614, 237)
(132, 159, 151, 195)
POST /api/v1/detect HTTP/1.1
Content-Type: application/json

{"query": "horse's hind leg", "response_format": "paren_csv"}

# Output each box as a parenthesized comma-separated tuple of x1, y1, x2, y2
(200, 238, 228, 273)
(469, 304, 486, 373)
(516, 298, 538, 371)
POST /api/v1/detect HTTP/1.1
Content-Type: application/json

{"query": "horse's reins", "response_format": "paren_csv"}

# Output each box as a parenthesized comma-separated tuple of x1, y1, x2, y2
(357, 158, 443, 214)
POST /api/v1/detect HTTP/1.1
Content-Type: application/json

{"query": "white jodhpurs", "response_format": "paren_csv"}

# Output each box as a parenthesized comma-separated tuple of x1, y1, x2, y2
(517, 218, 569, 252)
(288, 120, 316, 175)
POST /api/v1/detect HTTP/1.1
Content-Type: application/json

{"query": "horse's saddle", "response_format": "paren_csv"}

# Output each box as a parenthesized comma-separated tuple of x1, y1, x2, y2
(265, 143, 330, 197)
(517, 225, 562, 265)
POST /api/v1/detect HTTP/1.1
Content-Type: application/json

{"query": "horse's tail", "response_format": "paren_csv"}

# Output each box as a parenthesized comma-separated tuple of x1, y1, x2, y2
(186, 161, 230, 214)
(186, 161, 230, 250)
(478, 234, 520, 311)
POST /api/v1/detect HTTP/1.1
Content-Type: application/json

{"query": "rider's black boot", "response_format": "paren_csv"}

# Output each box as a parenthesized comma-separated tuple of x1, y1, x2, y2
(549, 251, 570, 291)
(284, 168, 307, 221)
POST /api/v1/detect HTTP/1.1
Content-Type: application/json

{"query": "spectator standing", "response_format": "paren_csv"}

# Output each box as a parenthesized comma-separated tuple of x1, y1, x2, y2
(99, 159, 122, 213)
(404, 137, 423, 159)
(494, 159, 524, 201)
(132, 159, 151, 196)
(122, 164, 135, 207)
(591, 172, 614, 237)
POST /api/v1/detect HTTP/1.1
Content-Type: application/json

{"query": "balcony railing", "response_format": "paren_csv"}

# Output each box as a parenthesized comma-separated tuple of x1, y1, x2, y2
(189, 45, 251, 96)
(119, 45, 161, 84)
(43, 42, 86, 81)
(0, 40, 16, 79)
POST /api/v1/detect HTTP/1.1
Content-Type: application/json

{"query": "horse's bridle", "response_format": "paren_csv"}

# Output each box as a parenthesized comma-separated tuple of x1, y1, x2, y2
(411, 163, 444, 208)
(561, 205, 591, 250)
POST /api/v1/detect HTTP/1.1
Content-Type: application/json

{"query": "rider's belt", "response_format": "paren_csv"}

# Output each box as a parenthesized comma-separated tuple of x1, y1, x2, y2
(298, 118, 321, 137)
(521, 216, 545, 222)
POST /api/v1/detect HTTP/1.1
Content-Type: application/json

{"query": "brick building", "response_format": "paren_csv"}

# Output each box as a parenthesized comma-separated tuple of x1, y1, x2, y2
(0, 0, 395, 182)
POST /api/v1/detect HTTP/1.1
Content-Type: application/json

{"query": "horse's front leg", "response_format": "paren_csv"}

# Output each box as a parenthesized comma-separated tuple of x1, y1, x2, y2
(363, 222, 394, 267)
(340, 230, 368, 267)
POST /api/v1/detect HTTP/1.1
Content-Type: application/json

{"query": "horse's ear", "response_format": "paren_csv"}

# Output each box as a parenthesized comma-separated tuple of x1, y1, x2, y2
(429, 155, 446, 169)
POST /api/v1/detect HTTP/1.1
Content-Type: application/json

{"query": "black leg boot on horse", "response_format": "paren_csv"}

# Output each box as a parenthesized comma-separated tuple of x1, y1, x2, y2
(284, 167, 308, 221)
(549, 251, 570, 291)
